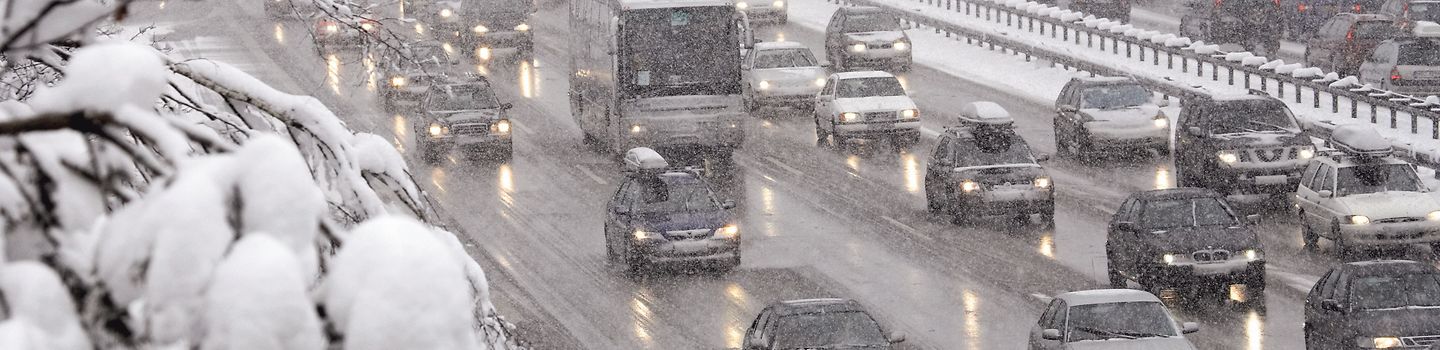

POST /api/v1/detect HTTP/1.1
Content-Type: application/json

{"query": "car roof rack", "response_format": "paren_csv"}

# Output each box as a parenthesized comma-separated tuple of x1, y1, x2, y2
(1329, 124, 1393, 160)
(622, 147, 706, 177)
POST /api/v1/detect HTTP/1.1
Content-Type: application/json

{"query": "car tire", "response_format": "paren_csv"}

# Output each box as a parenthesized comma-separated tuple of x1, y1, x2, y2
(925, 184, 943, 215)
(1301, 217, 1320, 252)
(814, 118, 830, 143)
(1053, 119, 1071, 159)
(1331, 220, 1349, 258)
(1106, 251, 1126, 289)
(624, 244, 646, 278)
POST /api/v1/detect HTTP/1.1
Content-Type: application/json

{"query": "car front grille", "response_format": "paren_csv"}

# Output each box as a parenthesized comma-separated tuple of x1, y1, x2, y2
(450, 123, 489, 136)
(1403, 335, 1440, 347)
(1374, 217, 1423, 224)
(863, 111, 895, 121)
(866, 43, 893, 49)
(1192, 249, 1231, 264)
(663, 228, 712, 241)
(1238, 147, 1297, 163)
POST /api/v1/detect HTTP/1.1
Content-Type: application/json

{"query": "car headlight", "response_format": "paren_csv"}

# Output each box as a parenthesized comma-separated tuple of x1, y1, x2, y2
(758, 80, 771, 90)
(900, 109, 918, 119)
(961, 180, 980, 193)
(440, 8, 453, 17)
(1217, 150, 1239, 164)
(1347, 215, 1372, 225)
(633, 230, 661, 241)
(514, 23, 530, 32)
(736, 2, 748, 9)
(630, 124, 644, 134)
(492, 120, 511, 134)
(1428, 211, 1440, 221)
(839, 112, 859, 123)
(1297, 146, 1316, 159)
(850, 43, 867, 52)
(1244, 249, 1261, 261)
(473, 25, 489, 34)
(1162, 253, 1177, 265)
(1034, 177, 1051, 189)
(1359, 337, 1402, 349)
(323, 23, 339, 34)
(773, 0, 784, 7)
(428, 123, 445, 136)
(894, 41, 909, 51)
(360, 22, 375, 31)
(814, 77, 826, 87)
(716, 224, 739, 239)
(389, 76, 406, 87)
(1152, 115, 1168, 128)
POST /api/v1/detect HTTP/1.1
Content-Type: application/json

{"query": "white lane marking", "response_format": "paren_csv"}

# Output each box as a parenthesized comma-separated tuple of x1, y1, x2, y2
(880, 215, 931, 241)
(764, 156, 805, 176)
(574, 164, 608, 185)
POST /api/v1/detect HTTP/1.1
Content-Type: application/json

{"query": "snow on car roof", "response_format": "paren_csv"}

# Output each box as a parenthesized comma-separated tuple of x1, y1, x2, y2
(1056, 289, 1161, 306)
(958, 101, 1013, 125)
(832, 71, 896, 80)
(624, 147, 668, 171)
(753, 41, 808, 50)
(621, 0, 734, 10)
(1415, 21, 1440, 38)
(1331, 124, 1393, 156)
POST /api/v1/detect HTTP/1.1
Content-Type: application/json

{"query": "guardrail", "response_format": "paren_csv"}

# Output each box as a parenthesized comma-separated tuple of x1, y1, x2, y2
(827, 0, 1440, 167)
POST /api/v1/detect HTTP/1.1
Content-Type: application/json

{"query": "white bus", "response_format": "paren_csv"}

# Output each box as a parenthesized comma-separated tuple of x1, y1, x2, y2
(568, 0, 749, 158)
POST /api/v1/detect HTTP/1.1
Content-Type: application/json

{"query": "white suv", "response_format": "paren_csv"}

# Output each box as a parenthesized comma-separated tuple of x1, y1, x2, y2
(813, 71, 920, 148)
(1294, 125, 1440, 254)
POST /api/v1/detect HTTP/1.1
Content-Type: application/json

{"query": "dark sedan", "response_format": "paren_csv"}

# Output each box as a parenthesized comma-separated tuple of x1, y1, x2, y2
(1306, 260, 1440, 349)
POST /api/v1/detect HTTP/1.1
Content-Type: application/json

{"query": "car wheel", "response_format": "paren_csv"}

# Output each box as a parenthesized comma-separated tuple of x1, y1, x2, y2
(624, 244, 646, 278)
(1106, 250, 1126, 289)
(925, 184, 943, 215)
(949, 200, 971, 226)
(1331, 220, 1349, 258)
(814, 118, 830, 143)
(1300, 217, 1320, 252)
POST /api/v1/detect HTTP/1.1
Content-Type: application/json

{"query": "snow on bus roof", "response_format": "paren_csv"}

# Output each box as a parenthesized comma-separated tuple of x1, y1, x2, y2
(621, 0, 734, 10)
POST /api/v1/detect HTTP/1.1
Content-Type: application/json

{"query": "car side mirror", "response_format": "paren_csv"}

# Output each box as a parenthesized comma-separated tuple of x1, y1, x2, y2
(1245, 214, 1261, 225)
(1181, 322, 1200, 334)
(1035, 153, 1052, 162)
(722, 200, 737, 209)
(1058, 104, 1078, 113)
(1041, 329, 1063, 340)
(1186, 126, 1208, 138)
(1322, 299, 1347, 312)
(1115, 221, 1139, 233)
(500, 102, 514, 110)
(887, 331, 907, 343)
(1317, 190, 1334, 198)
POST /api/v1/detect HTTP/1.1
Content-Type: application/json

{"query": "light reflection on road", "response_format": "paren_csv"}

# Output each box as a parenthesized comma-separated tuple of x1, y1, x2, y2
(273, 23, 285, 44)
(1245, 310, 1264, 350)
(962, 290, 981, 349)
(723, 283, 751, 349)
(631, 292, 656, 348)
(430, 167, 447, 195)
(1037, 233, 1055, 259)
(902, 153, 920, 193)
(325, 53, 341, 95)
(1154, 165, 1172, 190)
(363, 55, 377, 92)
(519, 60, 537, 98)
(392, 114, 408, 151)
(845, 155, 860, 173)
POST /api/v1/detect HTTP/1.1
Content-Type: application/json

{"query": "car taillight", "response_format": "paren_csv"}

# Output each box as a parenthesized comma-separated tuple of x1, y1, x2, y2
(1273, 0, 1280, 6)
(1346, 29, 1354, 41)
(1354, 3, 1362, 13)
(1392, 68, 1402, 82)
(1215, 0, 1222, 7)
(1298, 2, 1306, 12)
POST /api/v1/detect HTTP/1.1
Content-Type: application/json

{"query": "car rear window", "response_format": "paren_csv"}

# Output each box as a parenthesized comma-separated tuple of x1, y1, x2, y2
(1398, 43, 1440, 66)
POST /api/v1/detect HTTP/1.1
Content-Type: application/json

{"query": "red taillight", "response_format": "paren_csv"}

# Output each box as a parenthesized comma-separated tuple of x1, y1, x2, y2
(1346, 29, 1355, 41)
(1215, 0, 1223, 7)
(1274, 0, 1280, 6)
(1298, 2, 1307, 12)
(1354, 3, 1362, 13)
(1392, 68, 1402, 82)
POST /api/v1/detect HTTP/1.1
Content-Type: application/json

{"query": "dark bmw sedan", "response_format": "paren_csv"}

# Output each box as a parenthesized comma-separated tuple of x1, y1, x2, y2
(1306, 260, 1440, 349)
(604, 148, 741, 275)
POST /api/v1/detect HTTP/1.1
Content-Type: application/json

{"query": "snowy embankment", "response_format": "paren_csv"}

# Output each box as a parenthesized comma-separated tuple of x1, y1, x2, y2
(0, 1, 520, 348)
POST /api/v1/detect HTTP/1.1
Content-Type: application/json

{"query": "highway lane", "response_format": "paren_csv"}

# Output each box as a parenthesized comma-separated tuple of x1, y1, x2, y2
(139, 0, 1440, 349)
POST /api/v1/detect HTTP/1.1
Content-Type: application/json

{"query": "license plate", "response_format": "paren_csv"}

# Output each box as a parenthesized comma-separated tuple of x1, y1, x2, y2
(1415, 71, 1440, 79)
(868, 122, 894, 129)
(1255, 175, 1289, 185)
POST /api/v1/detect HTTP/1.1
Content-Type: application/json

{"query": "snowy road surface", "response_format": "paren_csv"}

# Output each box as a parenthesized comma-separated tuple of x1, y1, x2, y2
(131, 0, 1440, 349)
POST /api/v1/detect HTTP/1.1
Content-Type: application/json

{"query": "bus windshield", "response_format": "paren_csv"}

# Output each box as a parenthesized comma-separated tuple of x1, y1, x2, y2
(620, 7, 742, 98)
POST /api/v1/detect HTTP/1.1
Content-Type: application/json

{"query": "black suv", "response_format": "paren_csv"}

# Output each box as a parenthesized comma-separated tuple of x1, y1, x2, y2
(924, 118, 1054, 226)
(1106, 188, 1266, 294)
(743, 298, 906, 350)
(1305, 260, 1440, 349)
(1173, 91, 1315, 195)
(1179, 0, 1284, 55)
(604, 150, 741, 275)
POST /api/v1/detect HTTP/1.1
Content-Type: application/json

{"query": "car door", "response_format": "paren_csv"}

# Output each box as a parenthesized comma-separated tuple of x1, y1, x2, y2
(743, 307, 772, 350)
(1295, 161, 1325, 230)
(1311, 18, 1344, 64)
(1305, 269, 1339, 342)
(742, 49, 758, 95)
(1174, 100, 1203, 169)
(1029, 299, 1065, 350)
(816, 77, 837, 124)
(1315, 270, 1352, 345)
(1312, 165, 1343, 233)
(1054, 81, 1079, 134)
(925, 136, 955, 196)
(825, 12, 845, 55)
(1109, 197, 1141, 274)
(606, 180, 636, 257)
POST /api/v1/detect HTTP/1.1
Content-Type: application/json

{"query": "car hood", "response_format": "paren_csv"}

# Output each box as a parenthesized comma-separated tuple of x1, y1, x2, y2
(750, 67, 827, 84)
(844, 31, 906, 44)
(432, 110, 503, 123)
(1143, 225, 1260, 252)
(833, 96, 915, 112)
(1336, 191, 1440, 219)
(1066, 337, 1195, 350)
(1080, 105, 1162, 124)
(1348, 307, 1440, 337)
(631, 209, 730, 233)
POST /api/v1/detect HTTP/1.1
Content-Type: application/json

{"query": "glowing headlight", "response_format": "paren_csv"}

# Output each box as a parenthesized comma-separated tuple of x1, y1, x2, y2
(633, 230, 660, 241)
(414, 23, 426, 35)
(440, 8, 453, 17)
(1162, 253, 1177, 265)
(773, 0, 785, 6)
(758, 80, 771, 90)
(473, 25, 489, 34)
(716, 224, 739, 239)
(389, 76, 406, 87)
(1244, 249, 1260, 261)
(360, 22, 375, 31)
(1153, 115, 1168, 128)
(1348, 215, 1372, 225)
(492, 120, 511, 134)
(323, 23, 339, 34)
(900, 109, 918, 119)
(428, 123, 444, 136)
(514, 23, 530, 31)
(736, 2, 749, 9)
(1361, 337, 1402, 349)
(839, 112, 859, 123)
(1429, 211, 1440, 221)
(814, 77, 827, 87)
(630, 124, 644, 134)
(1297, 146, 1316, 160)
(961, 180, 980, 193)
(1217, 150, 1239, 164)
(850, 43, 867, 52)
(894, 41, 909, 51)
(1034, 177, 1051, 189)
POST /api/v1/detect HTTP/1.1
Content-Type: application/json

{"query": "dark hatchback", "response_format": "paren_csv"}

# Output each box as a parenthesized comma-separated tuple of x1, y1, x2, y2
(604, 169, 741, 274)
(1305, 260, 1440, 349)
(743, 298, 906, 350)
(1106, 188, 1266, 293)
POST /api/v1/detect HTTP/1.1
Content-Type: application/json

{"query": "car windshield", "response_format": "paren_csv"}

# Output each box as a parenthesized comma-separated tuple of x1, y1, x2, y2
(1207, 101, 1301, 134)
(1336, 163, 1425, 195)
(753, 49, 818, 69)
(1397, 43, 1440, 66)
(836, 77, 905, 98)
(772, 312, 888, 349)
(427, 84, 500, 111)
(1139, 198, 1239, 229)
(1349, 273, 1440, 310)
(956, 133, 1037, 167)
(1080, 84, 1152, 110)
(843, 13, 901, 32)
(633, 175, 720, 214)
(1065, 302, 1178, 342)
(1411, 3, 1440, 22)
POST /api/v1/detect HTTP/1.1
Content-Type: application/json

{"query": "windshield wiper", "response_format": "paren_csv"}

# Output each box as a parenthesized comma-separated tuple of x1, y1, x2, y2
(1073, 326, 1137, 340)
(1113, 330, 1169, 338)
(1247, 120, 1293, 132)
